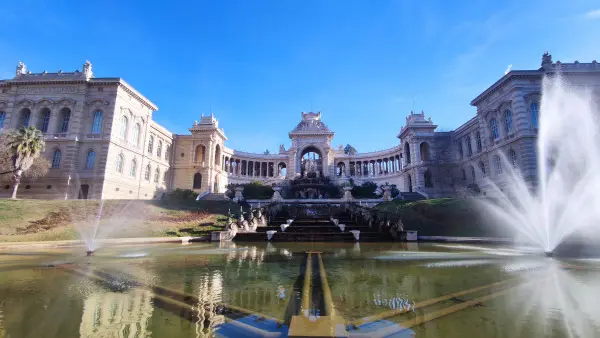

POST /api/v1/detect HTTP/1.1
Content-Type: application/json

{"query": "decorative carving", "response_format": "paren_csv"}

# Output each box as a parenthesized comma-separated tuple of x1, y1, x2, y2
(83, 60, 93, 80)
(18, 86, 78, 94)
(85, 99, 110, 107)
(16, 61, 27, 77)
(15, 99, 34, 107)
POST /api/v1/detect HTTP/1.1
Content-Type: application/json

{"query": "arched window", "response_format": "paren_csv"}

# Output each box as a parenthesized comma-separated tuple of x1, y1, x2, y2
(163, 171, 168, 184)
(85, 150, 96, 169)
(147, 135, 154, 153)
(509, 149, 518, 167)
(156, 140, 162, 157)
(420, 142, 430, 161)
(466, 136, 472, 156)
(531, 102, 539, 128)
(115, 154, 124, 173)
(165, 144, 170, 161)
(461, 168, 467, 181)
(129, 159, 137, 177)
(424, 170, 433, 187)
(215, 144, 221, 166)
(457, 140, 463, 158)
(337, 162, 345, 176)
(154, 168, 160, 183)
(195, 145, 206, 162)
(193, 173, 202, 189)
(119, 116, 128, 140)
(38, 108, 51, 133)
(490, 118, 499, 140)
(476, 131, 482, 152)
(404, 142, 411, 164)
(131, 123, 140, 146)
(495, 155, 502, 174)
(504, 110, 512, 133)
(144, 164, 151, 181)
(20, 109, 31, 127)
(91, 111, 103, 133)
(59, 108, 71, 133)
(51, 149, 61, 168)
(470, 166, 476, 182)
(479, 161, 486, 176)
(0, 111, 5, 128)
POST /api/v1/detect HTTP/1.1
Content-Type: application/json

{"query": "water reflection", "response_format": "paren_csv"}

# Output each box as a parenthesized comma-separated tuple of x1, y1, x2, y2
(1, 243, 600, 337)
(79, 289, 153, 337)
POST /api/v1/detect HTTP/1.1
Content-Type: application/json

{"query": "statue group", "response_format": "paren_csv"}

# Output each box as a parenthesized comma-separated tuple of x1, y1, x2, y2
(225, 207, 268, 237)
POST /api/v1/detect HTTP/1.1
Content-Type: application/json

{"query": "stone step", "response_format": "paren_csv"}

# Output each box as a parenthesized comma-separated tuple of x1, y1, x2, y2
(399, 192, 427, 201)
(199, 193, 230, 201)
(234, 231, 392, 242)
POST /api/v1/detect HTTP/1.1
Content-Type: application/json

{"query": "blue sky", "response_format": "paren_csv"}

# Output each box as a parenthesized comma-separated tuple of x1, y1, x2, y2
(1, 0, 599, 153)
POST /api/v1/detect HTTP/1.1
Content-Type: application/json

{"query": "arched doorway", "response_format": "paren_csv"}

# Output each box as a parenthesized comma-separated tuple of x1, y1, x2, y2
(78, 184, 89, 199)
(407, 174, 413, 192)
(299, 146, 322, 178)
(193, 173, 202, 189)
(213, 174, 219, 193)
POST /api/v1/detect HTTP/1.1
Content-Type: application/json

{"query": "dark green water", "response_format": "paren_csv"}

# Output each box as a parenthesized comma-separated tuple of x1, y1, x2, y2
(0, 242, 599, 337)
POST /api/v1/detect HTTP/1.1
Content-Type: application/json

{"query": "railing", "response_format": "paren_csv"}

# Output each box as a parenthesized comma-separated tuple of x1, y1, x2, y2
(196, 190, 211, 201)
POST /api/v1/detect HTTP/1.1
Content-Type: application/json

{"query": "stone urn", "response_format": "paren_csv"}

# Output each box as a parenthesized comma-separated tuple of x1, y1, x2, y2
(382, 184, 392, 201)
(271, 185, 283, 201)
(342, 186, 353, 201)
(233, 186, 244, 202)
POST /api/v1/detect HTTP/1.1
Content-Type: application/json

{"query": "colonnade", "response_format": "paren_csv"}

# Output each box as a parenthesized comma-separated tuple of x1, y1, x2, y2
(336, 154, 402, 177)
(222, 156, 287, 178)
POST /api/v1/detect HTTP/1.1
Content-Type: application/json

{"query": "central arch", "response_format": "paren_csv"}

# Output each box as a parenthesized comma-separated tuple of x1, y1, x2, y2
(297, 145, 324, 177)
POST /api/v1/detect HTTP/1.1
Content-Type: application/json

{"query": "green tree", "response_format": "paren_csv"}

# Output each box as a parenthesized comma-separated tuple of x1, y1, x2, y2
(344, 144, 357, 155)
(3, 127, 46, 199)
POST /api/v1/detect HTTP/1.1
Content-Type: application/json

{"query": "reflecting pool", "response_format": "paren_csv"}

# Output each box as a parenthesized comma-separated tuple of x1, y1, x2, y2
(0, 242, 599, 337)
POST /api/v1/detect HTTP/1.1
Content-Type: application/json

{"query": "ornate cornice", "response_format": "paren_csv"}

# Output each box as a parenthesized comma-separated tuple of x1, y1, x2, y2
(471, 70, 541, 107)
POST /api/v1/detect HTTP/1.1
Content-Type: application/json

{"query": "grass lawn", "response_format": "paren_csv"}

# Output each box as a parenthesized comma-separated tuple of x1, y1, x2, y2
(374, 198, 512, 237)
(0, 199, 235, 242)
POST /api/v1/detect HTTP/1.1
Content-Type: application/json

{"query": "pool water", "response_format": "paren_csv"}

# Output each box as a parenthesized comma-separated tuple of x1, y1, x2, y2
(0, 242, 599, 337)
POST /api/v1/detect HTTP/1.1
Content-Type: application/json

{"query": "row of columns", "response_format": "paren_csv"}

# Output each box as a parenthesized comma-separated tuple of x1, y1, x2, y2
(222, 157, 287, 178)
(337, 155, 402, 177)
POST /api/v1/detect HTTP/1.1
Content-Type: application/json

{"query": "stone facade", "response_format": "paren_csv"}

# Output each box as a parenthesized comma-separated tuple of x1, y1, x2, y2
(1, 53, 599, 199)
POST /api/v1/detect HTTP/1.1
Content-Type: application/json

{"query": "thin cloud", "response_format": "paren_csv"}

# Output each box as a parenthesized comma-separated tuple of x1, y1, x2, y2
(584, 9, 600, 20)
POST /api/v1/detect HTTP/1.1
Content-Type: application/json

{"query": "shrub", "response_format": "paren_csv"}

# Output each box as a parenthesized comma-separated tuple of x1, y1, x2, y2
(167, 188, 199, 200)
(228, 181, 274, 199)
(351, 181, 378, 198)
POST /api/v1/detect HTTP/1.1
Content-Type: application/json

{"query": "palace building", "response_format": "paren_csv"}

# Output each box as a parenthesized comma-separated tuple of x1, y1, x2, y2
(1, 53, 599, 199)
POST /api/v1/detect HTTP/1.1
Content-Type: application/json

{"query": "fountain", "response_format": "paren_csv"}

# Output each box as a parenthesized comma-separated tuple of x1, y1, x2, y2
(477, 75, 600, 255)
(74, 200, 136, 256)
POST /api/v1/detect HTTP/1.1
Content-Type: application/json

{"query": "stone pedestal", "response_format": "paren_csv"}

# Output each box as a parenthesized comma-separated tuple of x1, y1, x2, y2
(406, 230, 418, 241)
(233, 186, 244, 202)
(342, 186, 353, 201)
(382, 184, 392, 201)
(211, 231, 236, 242)
(272, 186, 283, 201)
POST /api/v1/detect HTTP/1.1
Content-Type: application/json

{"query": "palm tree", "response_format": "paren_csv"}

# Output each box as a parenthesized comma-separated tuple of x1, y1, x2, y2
(7, 126, 45, 199)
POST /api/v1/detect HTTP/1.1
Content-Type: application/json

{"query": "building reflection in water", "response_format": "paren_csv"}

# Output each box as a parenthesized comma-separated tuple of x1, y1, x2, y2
(193, 271, 225, 338)
(79, 289, 154, 337)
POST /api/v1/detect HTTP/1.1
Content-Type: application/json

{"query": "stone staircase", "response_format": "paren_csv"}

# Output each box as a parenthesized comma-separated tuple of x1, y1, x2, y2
(198, 193, 230, 201)
(398, 192, 427, 201)
(234, 211, 394, 242)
